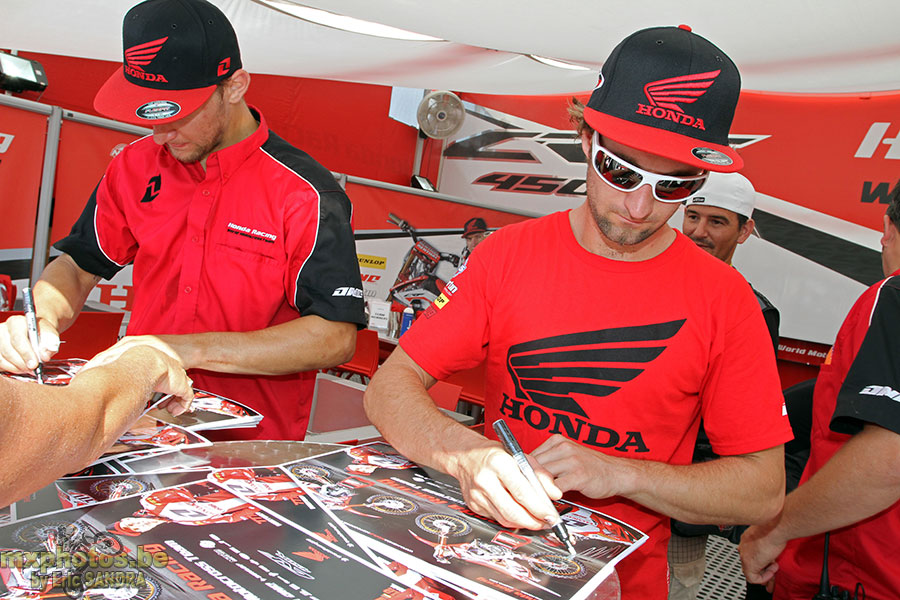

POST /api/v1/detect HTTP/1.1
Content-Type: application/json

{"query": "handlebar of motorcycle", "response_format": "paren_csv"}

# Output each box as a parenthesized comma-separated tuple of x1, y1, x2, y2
(387, 213, 419, 241)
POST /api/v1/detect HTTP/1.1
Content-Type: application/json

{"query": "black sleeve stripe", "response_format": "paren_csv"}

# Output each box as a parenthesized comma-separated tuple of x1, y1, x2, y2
(260, 133, 366, 328)
(52, 180, 127, 280)
(831, 276, 900, 435)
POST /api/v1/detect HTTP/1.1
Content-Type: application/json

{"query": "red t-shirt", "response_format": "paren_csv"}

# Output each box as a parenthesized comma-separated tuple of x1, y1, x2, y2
(56, 108, 365, 441)
(401, 210, 792, 599)
(775, 272, 900, 600)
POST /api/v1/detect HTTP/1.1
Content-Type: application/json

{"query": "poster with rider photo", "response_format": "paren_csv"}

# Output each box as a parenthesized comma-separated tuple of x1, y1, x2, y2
(208, 466, 381, 568)
(1, 358, 87, 385)
(356, 214, 480, 317)
(0, 480, 418, 600)
(143, 388, 263, 432)
(285, 442, 647, 600)
(89, 420, 212, 467)
(370, 548, 480, 600)
(9, 471, 211, 524)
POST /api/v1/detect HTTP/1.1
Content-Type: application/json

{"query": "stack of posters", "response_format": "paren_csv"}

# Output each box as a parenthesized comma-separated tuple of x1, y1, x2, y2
(2, 358, 87, 385)
(1, 442, 647, 600)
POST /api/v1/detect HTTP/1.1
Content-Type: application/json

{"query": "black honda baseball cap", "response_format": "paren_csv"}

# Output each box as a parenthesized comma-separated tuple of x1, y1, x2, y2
(585, 25, 743, 172)
(461, 217, 488, 238)
(94, 0, 242, 126)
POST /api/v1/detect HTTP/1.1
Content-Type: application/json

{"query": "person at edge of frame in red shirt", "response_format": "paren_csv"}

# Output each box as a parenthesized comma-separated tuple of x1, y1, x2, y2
(740, 182, 900, 600)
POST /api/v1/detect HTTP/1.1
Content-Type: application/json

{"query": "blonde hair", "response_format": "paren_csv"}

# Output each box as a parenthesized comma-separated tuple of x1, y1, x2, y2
(567, 97, 594, 138)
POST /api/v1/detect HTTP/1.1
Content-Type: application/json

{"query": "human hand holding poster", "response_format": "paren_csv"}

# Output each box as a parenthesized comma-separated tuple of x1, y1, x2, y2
(87, 419, 212, 467)
(2, 361, 262, 432)
(144, 389, 263, 432)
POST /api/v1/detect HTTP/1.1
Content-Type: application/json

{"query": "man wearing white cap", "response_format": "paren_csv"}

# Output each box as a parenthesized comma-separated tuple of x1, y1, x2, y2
(682, 172, 779, 347)
(683, 172, 756, 263)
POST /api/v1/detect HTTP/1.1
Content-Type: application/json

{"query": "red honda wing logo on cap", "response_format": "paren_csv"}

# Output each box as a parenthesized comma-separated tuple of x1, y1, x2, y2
(643, 70, 720, 112)
(124, 37, 168, 71)
(635, 69, 720, 130)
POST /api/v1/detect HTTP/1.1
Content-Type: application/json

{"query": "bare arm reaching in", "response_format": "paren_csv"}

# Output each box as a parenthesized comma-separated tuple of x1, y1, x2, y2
(0, 343, 193, 508)
(740, 424, 900, 587)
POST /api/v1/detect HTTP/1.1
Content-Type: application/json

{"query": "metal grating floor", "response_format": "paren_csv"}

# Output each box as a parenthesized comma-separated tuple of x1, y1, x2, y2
(698, 536, 747, 600)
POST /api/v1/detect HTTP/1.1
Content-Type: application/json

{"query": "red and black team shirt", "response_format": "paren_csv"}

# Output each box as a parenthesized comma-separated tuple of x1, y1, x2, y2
(777, 271, 900, 600)
(55, 107, 365, 442)
(401, 210, 792, 600)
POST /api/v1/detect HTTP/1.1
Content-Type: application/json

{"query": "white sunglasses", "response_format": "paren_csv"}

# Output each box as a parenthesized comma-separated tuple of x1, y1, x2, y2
(590, 131, 708, 203)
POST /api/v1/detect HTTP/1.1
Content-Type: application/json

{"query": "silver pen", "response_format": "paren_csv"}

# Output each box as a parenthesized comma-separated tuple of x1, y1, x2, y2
(22, 287, 44, 384)
(492, 418, 576, 556)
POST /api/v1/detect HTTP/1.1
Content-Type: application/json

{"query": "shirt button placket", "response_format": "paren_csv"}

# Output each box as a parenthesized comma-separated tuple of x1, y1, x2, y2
(178, 186, 213, 329)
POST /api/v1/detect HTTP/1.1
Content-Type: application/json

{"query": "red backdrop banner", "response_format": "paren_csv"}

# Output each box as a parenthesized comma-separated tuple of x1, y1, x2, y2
(0, 105, 47, 250)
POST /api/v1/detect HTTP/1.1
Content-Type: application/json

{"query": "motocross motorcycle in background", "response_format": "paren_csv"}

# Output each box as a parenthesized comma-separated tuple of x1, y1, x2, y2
(386, 214, 460, 315)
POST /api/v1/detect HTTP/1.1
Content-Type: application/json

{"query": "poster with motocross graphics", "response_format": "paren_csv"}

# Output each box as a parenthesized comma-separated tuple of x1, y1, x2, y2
(142, 389, 263, 432)
(207, 466, 381, 568)
(284, 442, 645, 600)
(0, 358, 87, 385)
(369, 549, 479, 600)
(9, 472, 210, 524)
(89, 420, 212, 467)
(0, 480, 418, 600)
(63, 461, 129, 479)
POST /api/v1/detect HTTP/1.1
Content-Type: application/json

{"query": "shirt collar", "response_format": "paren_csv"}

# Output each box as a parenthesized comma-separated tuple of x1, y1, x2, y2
(204, 105, 269, 182)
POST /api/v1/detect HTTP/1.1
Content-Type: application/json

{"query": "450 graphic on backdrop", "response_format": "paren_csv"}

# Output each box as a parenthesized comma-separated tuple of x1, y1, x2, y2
(474, 172, 586, 197)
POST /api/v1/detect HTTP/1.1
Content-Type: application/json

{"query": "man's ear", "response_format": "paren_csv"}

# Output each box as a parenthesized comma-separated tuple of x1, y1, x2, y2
(223, 69, 251, 104)
(736, 217, 755, 244)
(580, 130, 592, 162)
(883, 214, 896, 244)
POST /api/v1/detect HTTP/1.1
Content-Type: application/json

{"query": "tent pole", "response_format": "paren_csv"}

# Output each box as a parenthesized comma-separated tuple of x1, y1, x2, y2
(30, 105, 61, 285)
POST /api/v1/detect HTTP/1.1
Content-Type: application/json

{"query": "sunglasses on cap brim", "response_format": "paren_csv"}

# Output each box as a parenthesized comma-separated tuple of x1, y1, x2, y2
(591, 131, 708, 203)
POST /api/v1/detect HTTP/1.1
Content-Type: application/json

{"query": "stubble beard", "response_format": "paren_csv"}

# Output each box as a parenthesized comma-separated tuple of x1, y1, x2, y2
(168, 129, 225, 164)
(588, 197, 658, 247)
(167, 89, 227, 164)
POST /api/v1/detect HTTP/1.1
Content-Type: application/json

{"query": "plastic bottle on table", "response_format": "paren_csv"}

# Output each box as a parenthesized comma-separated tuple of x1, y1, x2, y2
(399, 306, 415, 336)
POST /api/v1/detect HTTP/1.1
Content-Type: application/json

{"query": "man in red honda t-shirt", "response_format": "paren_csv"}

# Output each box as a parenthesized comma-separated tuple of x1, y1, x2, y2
(365, 26, 792, 599)
(740, 185, 900, 600)
(0, 0, 366, 441)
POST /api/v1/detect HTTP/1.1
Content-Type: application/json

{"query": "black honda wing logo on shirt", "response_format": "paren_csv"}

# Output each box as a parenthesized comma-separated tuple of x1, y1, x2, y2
(140, 174, 162, 203)
(506, 319, 685, 416)
(501, 319, 685, 453)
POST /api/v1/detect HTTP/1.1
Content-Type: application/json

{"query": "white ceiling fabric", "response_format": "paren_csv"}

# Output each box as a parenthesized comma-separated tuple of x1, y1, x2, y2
(3, 0, 899, 94)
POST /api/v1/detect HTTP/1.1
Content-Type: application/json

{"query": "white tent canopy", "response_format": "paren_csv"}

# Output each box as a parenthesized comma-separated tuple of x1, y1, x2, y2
(3, 0, 900, 95)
